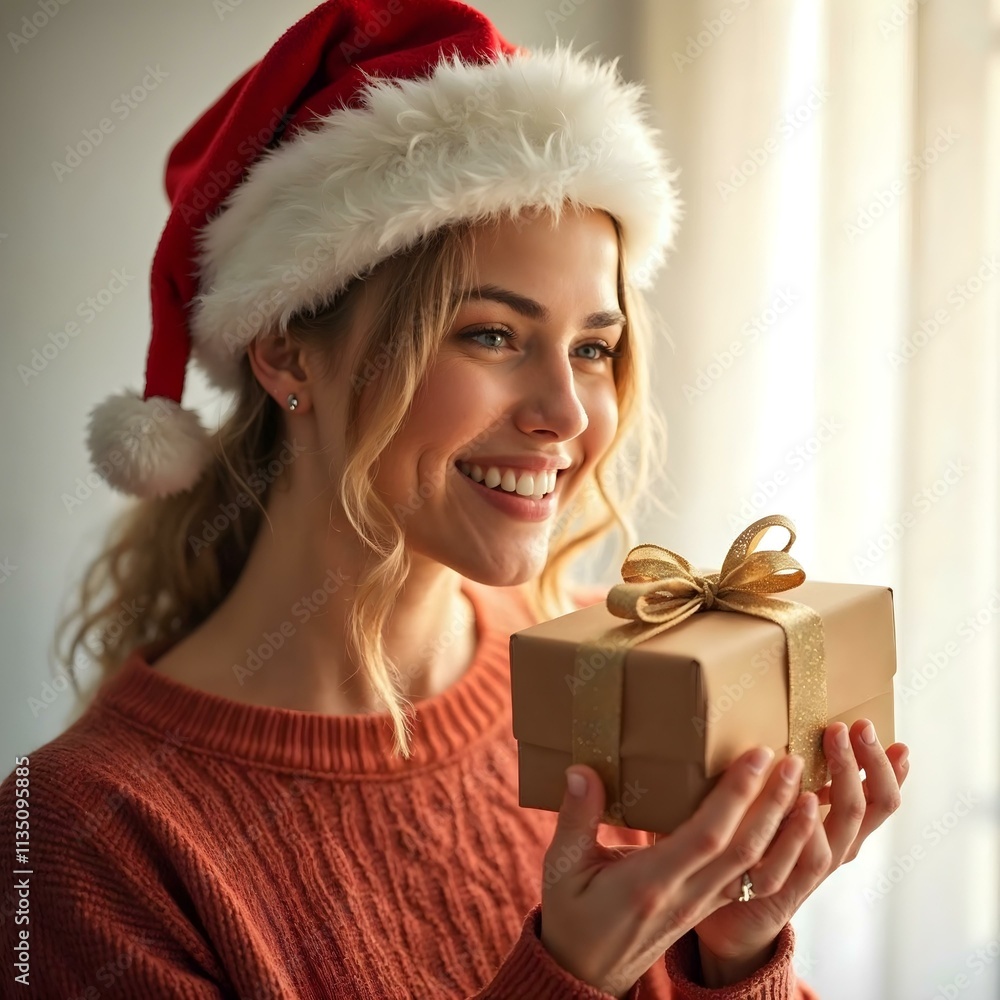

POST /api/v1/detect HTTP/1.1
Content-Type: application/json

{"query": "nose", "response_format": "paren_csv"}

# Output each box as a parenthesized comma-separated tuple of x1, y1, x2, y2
(512, 351, 590, 441)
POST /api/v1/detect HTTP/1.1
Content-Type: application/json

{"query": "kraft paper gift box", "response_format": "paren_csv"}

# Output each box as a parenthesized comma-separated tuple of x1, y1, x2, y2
(509, 516, 897, 836)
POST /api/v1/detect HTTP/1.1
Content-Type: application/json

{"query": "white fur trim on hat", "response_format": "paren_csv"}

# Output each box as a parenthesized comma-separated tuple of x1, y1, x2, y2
(189, 41, 682, 392)
(85, 391, 214, 500)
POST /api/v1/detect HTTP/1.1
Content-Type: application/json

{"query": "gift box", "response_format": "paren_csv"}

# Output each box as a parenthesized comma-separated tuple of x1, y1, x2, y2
(509, 516, 897, 836)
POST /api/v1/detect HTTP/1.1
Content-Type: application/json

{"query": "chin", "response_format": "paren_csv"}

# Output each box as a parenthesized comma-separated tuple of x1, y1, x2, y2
(464, 565, 540, 589)
(437, 546, 548, 590)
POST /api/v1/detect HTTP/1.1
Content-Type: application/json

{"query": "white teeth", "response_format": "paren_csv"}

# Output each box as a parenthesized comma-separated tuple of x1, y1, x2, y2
(457, 461, 558, 497)
(515, 472, 534, 496)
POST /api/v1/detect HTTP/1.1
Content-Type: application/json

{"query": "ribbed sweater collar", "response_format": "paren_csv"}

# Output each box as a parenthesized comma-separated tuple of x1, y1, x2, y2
(95, 580, 519, 777)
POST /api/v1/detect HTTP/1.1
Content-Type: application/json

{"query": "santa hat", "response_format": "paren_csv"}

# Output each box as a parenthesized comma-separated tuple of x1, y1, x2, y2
(86, 0, 682, 500)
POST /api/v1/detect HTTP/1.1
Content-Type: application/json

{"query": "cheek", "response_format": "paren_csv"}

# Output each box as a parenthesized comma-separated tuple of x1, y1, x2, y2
(413, 368, 486, 435)
(563, 384, 619, 507)
(374, 367, 485, 489)
(405, 365, 491, 453)
(584, 381, 620, 452)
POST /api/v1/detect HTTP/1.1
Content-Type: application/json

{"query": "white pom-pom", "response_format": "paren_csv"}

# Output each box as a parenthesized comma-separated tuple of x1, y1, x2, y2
(85, 391, 213, 499)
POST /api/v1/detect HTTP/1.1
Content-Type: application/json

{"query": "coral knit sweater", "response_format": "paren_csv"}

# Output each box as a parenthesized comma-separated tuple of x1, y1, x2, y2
(0, 580, 821, 999)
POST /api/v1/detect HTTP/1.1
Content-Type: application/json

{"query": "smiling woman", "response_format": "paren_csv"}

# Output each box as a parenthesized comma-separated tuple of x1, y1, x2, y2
(64, 200, 664, 750)
(103, 202, 651, 722)
(0, 1, 831, 997)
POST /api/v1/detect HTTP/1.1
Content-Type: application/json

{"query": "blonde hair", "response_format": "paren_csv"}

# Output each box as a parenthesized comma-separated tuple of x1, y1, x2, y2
(55, 204, 668, 758)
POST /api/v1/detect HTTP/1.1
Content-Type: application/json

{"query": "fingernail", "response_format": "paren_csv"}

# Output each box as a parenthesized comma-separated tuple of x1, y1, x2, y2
(747, 747, 775, 774)
(861, 721, 877, 745)
(781, 754, 803, 783)
(899, 748, 909, 768)
(566, 768, 587, 798)
(835, 724, 850, 750)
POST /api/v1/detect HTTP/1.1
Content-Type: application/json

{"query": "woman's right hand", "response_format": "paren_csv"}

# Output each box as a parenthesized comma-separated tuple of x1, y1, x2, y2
(539, 746, 817, 998)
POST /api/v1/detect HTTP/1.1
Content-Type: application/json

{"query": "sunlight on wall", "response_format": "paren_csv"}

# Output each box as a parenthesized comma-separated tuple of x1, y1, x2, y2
(755, 0, 823, 564)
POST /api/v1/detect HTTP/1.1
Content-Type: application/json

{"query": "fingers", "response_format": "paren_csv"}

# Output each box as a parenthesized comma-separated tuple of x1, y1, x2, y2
(684, 752, 807, 901)
(812, 741, 909, 807)
(755, 801, 834, 905)
(648, 746, 777, 882)
(545, 765, 606, 885)
(852, 724, 904, 810)
(821, 721, 865, 859)
(823, 720, 904, 863)
(714, 723, 909, 905)
(839, 723, 905, 862)
(722, 790, 822, 901)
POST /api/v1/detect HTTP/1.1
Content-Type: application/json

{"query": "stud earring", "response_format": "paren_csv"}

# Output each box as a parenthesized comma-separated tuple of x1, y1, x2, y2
(286, 393, 299, 411)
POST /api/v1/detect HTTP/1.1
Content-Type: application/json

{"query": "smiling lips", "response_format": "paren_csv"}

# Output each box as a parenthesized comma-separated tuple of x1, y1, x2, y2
(457, 462, 557, 500)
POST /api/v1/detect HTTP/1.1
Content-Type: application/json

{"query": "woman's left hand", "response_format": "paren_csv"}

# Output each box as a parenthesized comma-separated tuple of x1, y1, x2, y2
(692, 718, 910, 970)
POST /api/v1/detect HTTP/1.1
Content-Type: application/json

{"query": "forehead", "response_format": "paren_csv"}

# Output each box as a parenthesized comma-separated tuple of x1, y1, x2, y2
(342, 204, 622, 337)
(463, 206, 621, 292)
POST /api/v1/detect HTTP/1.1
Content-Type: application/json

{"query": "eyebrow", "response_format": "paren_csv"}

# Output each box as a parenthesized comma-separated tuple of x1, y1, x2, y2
(453, 284, 626, 330)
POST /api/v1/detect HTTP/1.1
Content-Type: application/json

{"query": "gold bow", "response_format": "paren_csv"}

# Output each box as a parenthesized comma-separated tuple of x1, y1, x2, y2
(571, 514, 830, 825)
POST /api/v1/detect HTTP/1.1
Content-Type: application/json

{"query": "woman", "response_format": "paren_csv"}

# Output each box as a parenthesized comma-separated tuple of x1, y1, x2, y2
(0, 1, 909, 997)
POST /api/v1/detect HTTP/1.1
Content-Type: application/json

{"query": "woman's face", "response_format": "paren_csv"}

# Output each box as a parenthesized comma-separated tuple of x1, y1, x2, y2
(372, 206, 623, 586)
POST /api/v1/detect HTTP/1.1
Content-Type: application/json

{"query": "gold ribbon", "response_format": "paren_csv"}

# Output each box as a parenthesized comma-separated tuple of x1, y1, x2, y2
(570, 514, 830, 825)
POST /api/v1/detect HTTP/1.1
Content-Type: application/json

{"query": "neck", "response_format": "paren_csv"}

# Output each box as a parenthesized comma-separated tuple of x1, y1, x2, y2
(162, 474, 478, 714)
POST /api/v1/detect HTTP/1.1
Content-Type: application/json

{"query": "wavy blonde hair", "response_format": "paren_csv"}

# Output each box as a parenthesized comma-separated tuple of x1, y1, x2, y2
(55, 204, 669, 758)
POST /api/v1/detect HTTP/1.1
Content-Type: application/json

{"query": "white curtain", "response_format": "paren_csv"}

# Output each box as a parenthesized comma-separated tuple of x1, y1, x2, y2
(620, 1, 1000, 996)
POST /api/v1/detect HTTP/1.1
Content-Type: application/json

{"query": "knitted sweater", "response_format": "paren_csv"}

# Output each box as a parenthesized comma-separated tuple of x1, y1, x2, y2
(0, 580, 820, 999)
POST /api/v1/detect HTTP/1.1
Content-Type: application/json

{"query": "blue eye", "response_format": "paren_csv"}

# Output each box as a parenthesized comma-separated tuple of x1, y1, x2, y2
(461, 326, 623, 361)
(464, 325, 511, 354)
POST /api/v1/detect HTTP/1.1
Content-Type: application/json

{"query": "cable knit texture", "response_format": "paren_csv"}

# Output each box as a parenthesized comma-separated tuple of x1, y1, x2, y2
(0, 580, 820, 998)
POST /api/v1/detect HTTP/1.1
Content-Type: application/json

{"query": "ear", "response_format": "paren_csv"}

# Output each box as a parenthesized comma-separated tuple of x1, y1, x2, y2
(246, 331, 310, 404)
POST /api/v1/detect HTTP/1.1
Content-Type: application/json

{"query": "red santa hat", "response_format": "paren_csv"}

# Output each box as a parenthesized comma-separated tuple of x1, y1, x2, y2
(86, 0, 682, 499)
